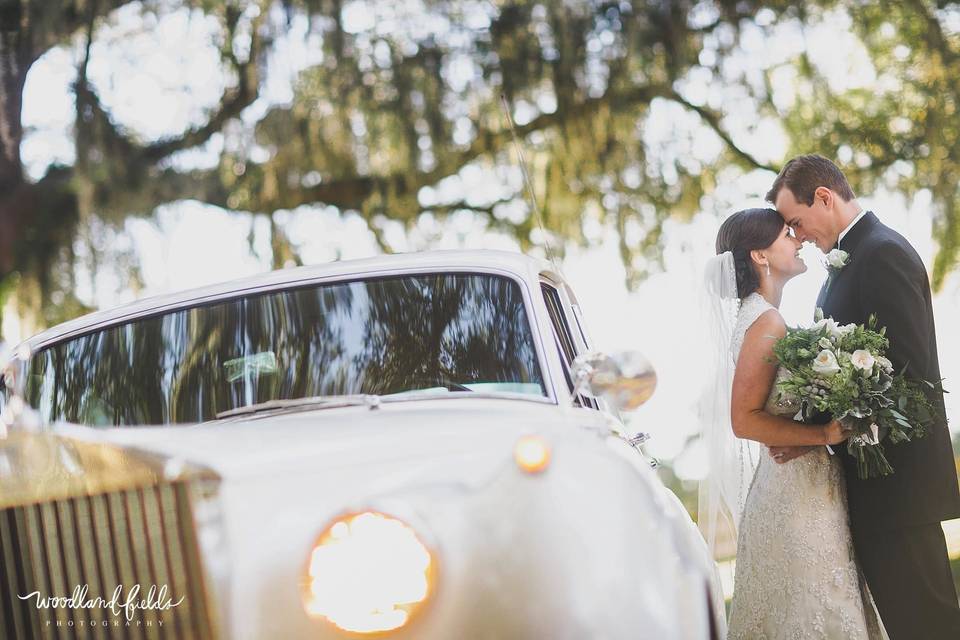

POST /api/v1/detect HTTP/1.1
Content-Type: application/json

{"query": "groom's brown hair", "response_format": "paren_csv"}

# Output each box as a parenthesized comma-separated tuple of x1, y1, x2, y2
(766, 154, 856, 206)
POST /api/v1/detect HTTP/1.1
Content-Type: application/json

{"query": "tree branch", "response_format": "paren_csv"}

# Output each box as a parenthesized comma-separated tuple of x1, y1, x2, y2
(125, 85, 665, 217)
(116, 79, 774, 237)
(0, 26, 26, 191)
(142, 80, 260, 162)
(2, 0, 140, 68)
(74, 4, 265, 178)
(116, 164, 376, 216)
(661, 87, 779, 173)
(421, 196, 518, 217)
(903, 0, 960, 67)
(422, 84, 661, 186)
(142, 9, 266, 161)
(424, 196, 533, 240)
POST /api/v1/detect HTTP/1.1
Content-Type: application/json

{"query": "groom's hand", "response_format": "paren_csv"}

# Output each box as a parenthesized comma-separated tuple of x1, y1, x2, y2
(769, 445, 816, 463)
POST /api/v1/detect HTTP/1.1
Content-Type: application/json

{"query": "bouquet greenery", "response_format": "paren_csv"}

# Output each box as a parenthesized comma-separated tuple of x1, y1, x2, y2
(772, 310, 942, 479)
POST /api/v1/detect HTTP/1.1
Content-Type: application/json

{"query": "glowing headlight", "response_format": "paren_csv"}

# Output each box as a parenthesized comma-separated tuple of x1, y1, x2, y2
(514, 435, 551, 474)
(301, 511, 435, 633)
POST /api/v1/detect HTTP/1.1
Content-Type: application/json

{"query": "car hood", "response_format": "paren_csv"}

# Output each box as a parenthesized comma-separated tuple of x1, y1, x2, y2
(47, 398, 713, 640)
(53, 396, 614, 485)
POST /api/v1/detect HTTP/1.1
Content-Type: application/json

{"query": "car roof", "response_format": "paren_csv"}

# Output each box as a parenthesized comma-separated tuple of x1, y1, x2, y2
(20, 249, 559, 353)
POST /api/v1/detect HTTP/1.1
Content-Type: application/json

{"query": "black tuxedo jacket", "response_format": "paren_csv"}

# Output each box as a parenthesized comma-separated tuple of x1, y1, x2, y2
(818, 211, 960, 533)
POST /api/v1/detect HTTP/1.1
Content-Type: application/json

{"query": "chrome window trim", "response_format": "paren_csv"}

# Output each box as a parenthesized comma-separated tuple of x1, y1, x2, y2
(538, 278, 599, 410)
(537, 271, 607, 411)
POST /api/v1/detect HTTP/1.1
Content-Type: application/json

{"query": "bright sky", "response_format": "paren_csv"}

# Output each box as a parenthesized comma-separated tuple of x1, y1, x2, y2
(10, 2, 960, 479)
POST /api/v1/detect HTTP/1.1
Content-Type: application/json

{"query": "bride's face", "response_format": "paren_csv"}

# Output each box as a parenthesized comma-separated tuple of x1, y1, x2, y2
(764, 224, 807, 279)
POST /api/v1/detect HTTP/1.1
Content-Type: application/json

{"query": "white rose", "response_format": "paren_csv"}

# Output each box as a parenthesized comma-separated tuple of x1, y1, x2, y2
(814, 317, 851, 342)
(850, 349, 876, 373)
(813, 317, 853, 340)
(813, 349, 841, 376)
(836, 323, 857, 337)
(813, 317, 839, 335)
(826, 249, 849, 269)
(876, 355, 894, 372)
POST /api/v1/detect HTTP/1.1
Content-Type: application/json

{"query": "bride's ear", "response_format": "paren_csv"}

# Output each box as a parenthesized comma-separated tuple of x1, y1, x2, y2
(749, 249, 767, 268)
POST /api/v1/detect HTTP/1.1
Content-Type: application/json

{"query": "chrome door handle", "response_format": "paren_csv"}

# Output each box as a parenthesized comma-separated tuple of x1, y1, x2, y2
(627, 432, 650, 449)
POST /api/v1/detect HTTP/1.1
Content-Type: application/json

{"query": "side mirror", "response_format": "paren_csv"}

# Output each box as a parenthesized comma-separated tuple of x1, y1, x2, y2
(571, 350, 657, 411)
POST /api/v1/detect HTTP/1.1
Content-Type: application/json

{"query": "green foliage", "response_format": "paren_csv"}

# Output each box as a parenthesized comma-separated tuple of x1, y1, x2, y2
(773, 315, 941, 478)
(6, 0, 960, 339)
(765, 1, 960, 288)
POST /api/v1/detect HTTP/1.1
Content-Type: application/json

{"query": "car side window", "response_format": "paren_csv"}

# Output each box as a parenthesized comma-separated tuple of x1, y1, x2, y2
(570, 303, 591, 350)
(540, 283, 598, 410)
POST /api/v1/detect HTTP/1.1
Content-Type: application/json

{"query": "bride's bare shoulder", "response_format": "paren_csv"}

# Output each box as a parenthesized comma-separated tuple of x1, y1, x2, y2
(744, 307, 786, 342)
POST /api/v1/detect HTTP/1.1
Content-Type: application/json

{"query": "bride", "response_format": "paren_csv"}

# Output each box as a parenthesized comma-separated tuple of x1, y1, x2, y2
(699, 207, 886, 639)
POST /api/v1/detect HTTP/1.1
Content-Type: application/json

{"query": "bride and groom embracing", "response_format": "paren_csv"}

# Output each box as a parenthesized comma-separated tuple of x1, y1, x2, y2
(699, 154, 960, 639)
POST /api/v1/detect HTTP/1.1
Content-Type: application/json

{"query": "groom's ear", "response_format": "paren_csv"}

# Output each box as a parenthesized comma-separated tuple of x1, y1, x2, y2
(814, 186, 833, 209)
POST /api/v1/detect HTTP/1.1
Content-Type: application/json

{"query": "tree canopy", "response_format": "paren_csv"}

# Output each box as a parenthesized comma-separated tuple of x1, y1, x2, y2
(2, 0, 960, 339)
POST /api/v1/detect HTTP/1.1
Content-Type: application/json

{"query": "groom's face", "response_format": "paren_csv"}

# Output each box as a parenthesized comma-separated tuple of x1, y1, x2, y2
(774, 188, 835, 252)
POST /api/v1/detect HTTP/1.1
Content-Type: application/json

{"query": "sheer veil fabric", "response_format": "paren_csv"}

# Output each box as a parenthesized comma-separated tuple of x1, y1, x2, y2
(697, 251, 761, 559)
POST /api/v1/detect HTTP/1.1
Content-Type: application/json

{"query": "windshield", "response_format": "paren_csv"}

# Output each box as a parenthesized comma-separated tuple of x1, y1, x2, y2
(21, 273, 547, 426)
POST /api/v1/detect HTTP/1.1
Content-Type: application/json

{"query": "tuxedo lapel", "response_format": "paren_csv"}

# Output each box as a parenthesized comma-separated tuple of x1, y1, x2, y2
(836, 211, 877, 256)
(816, 212, 878, 317)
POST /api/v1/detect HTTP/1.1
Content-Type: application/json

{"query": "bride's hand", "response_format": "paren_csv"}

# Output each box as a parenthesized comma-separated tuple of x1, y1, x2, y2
(770, 445, 815, 463)
(822, 419, 848, 445)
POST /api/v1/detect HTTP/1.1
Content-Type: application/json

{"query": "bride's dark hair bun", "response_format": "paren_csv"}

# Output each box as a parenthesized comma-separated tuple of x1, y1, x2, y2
(715, 208, 784, 299)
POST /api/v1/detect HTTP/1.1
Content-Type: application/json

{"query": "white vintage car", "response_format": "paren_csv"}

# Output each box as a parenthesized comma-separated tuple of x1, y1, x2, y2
(0, 249, 723, 639)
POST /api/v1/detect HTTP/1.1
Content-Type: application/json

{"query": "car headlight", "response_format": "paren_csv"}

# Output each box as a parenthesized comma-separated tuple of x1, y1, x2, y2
(301, 511, 435, 634)
(513, 435, 551, 474)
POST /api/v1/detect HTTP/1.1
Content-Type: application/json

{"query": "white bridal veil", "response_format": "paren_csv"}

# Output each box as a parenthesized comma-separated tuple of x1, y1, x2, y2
(697, 251, 761, 559)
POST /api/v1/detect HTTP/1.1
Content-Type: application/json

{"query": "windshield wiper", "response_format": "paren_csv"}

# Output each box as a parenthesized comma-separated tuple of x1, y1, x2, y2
(215, 394, 382, 420)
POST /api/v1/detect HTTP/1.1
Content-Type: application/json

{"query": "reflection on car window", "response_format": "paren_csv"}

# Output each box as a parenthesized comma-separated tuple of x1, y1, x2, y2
(25, 273, 547, 426)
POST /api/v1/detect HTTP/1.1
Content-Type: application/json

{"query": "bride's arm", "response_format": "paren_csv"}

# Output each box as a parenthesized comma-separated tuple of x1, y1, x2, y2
(730, 310, 842, 446)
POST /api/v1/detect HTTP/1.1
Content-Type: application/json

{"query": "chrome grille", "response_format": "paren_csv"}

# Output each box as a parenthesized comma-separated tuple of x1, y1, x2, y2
(0, 481, 215, 640)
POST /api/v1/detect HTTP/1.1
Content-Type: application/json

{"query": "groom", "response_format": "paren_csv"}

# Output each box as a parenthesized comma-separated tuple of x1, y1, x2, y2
(767, 154, 960, 638)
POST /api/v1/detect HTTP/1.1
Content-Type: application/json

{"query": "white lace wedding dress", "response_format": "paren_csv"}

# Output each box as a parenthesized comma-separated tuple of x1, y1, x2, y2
(727, 293, 887, 639)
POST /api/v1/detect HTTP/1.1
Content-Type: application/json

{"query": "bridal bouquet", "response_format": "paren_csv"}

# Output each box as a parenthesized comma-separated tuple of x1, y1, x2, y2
(772, 310, 941, 479)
